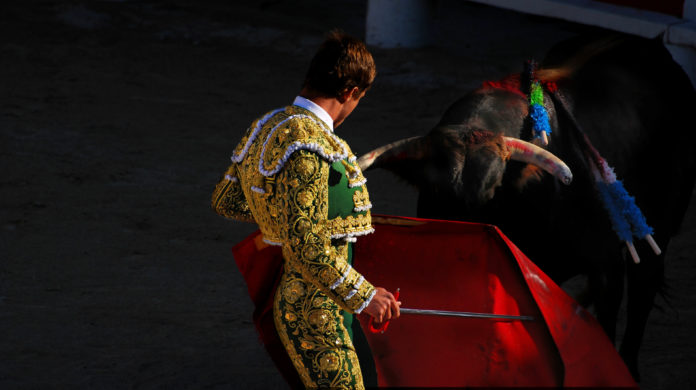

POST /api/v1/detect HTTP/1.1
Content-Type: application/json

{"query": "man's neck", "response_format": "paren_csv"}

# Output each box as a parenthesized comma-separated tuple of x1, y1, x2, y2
(299, 88, 342, 123)
(293, 96, 334, 130)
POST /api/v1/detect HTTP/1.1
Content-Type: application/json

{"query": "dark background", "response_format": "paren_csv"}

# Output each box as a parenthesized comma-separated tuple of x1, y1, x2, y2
(1, 1, 694, 388)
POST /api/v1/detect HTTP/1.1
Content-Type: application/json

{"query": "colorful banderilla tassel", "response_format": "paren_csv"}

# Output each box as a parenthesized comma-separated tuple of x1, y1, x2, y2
(592, 158, 661, 263)
(529, 81, 552, 146)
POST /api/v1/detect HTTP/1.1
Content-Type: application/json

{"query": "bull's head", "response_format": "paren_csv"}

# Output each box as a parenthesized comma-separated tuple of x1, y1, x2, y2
(358, 125, 572, 214)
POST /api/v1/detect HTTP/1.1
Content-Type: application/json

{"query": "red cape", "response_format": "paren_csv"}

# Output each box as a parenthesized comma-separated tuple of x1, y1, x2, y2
(232, 215, 637, 388)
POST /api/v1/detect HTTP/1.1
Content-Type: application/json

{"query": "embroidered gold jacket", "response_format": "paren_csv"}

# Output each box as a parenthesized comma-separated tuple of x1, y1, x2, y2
(212, 105, 376, 313)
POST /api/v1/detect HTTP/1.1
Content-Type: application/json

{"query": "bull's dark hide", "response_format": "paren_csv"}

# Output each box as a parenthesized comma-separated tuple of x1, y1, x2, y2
(364, 34, 696, 380)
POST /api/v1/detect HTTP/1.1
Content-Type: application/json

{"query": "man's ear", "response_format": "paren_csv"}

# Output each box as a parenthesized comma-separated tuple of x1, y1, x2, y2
(338, 86, 359, 103)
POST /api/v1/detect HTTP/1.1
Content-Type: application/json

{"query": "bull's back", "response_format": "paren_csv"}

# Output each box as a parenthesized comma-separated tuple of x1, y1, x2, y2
(555, 35, 696, 239)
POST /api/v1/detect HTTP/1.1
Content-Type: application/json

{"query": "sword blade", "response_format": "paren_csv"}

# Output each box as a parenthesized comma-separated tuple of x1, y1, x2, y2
(400, 308, 534, 321)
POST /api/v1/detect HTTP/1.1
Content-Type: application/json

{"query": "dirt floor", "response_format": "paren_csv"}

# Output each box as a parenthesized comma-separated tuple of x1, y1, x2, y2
(1, 1, 695, 388)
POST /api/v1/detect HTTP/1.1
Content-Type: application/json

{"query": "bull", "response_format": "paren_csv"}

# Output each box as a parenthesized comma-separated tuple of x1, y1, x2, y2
(358, 34, 696, 380)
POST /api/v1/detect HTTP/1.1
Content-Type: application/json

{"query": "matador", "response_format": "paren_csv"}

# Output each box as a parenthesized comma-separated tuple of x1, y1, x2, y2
(212, 31, 400, 389)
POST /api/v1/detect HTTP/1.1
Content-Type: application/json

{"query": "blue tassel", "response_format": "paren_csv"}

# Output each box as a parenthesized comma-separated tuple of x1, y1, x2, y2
(608, 180, 653, 238)
(597, 179, 654, 243)
(529, 103, 552, 138)
(597, 181, 633, 242)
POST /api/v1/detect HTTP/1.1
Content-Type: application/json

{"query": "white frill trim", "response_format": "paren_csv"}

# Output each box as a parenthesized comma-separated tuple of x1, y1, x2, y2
(224, 174, 238, 183)
(330, 264, 352, 290)
(348, 155, 357, 163)
(344, 288, 358, 301)
(231, 108, 285, 163)
(259, 114, 348, 177)
(348, 178, 367, 188)
(355, 289, 377, 314)
(251, 186, 266, 194)
(353, 203, 372, 213)
(262, 237, 282, 246)
(330, 227, 375, 240)
(344, 237, 357, 243)
(354, 276, 365, 289)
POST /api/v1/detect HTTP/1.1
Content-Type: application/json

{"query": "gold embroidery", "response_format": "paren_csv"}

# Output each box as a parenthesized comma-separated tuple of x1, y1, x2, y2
(275, 272, 365, 389)
(319, 351, 341, 372)
(345, 159, 368, 189)
(352, 188, 370, 209)
(296, 188, 315, 208)
(308, 309, 333, 332)
(218, 106, 373, 389)
(284, 280, 306, 304)
(295, 155, 318, 178)
(325, 212, 373, 237)
(313, 296, 328, 308)
(217, 106, 347, 243)
(341, 159, 358, 178)
(273, 277, 317, 388)
(293, 217, 312, 235)
(211, 164, 255, 223)
(301, 242, 322, 261)
(260, 107, 346, 176)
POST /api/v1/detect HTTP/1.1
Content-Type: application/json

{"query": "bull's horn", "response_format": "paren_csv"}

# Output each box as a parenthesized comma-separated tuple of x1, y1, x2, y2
(357, 136, 423, 170)
(504, 137, 573, 185)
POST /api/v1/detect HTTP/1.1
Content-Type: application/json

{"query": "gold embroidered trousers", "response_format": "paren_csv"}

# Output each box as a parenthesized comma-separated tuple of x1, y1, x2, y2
(274, 269, 364, 389)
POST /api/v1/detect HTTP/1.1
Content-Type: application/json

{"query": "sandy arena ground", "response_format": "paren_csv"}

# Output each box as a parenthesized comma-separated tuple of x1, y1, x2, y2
(1, 1, 695, 388)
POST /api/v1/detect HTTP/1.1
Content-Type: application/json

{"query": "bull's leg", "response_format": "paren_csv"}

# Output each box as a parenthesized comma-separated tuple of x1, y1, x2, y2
(588, 260, 624, 344)
(620, 249, 665, 382)
(569, 274, 593, 309)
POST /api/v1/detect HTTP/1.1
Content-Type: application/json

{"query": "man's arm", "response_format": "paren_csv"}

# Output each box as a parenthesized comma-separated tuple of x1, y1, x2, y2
(211, 163, 255, 223)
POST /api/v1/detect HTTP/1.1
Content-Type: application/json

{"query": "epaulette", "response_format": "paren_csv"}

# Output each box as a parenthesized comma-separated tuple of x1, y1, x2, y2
(231, 106, 348, 177)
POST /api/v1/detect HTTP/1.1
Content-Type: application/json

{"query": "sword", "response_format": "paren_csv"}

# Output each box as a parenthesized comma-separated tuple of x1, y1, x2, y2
(368, 289, 534, 334)
(399, 308, 534, 322)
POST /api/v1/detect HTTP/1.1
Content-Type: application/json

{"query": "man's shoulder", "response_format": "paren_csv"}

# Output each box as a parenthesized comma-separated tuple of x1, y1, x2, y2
(229, 105, 352, 177)
(258, 106, 349, 176)
(230, 107, 288, 164)
(271, 105, 331, 142)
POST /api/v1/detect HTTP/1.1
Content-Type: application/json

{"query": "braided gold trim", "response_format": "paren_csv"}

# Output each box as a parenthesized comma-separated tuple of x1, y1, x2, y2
(325, 212, 373, 238)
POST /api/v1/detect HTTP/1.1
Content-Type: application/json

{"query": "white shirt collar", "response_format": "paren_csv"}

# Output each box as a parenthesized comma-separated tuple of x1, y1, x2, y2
(292, 96, 334, 131)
